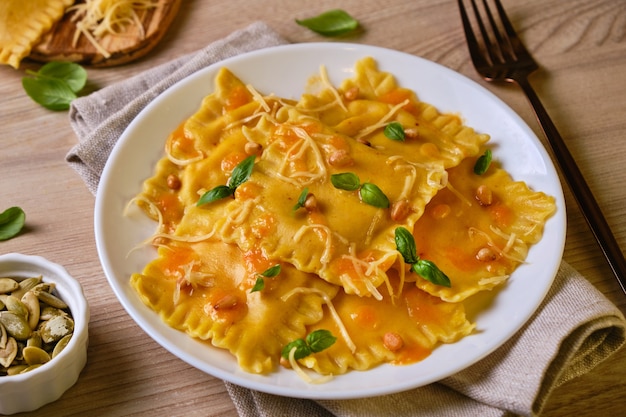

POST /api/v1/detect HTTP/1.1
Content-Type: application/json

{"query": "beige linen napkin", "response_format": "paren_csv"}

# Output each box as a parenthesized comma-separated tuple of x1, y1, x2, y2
(67, 22, 626, 417)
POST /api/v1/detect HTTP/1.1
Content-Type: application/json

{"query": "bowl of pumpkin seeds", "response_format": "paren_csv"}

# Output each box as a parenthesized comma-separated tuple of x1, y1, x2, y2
(0, 253, 89, 415)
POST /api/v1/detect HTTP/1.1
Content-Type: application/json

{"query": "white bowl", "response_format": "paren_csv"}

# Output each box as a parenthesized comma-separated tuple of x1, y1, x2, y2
(0, 253, 89, 415)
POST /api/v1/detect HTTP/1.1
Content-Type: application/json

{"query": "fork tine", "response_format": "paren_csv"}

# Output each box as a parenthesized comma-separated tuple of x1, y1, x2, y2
(492, 0, 534, 61)
(457, 0, 490, 70)
(480, 0, 508, 62)
(471, 0, 500, 65)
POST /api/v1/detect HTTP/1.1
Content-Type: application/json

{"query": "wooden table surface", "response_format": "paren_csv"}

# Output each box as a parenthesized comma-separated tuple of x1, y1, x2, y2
(2, 0, 625, 415)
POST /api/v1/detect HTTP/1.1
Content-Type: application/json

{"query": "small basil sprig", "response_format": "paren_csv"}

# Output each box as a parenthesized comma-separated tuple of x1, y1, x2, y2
(281, 329, 337, 360)
(22, 62, 87, 110)
(197, 155, 256, 206)
(293, 187, 309, 211)
(331, 172, 389, 208)
(295, 9, 359, 36)
(384, 122, 405, 141)
(250, 264, 281, 293)
(0, 207, 25, 241)
(473, 149, 492, 175)
(395, 227, 451, 287)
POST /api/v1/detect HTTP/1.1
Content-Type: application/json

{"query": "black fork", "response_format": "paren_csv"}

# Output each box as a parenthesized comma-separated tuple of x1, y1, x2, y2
(459, 0, 626, 294)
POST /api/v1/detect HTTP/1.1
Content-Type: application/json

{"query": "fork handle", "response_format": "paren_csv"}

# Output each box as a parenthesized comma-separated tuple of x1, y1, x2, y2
(515, 76, 626, 294)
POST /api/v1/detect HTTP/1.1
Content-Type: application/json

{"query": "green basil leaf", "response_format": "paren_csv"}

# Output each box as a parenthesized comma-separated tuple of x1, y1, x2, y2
(37, 62, 87, 93)
(384, 122, 405, 141)
(296, 9, 359, 36)
(394, 227, 419, 265)
(250, 277, 265, 293)
(293, 187, 309, 211)
(331, 172, 361, 191)
(197, 185, 234, 206)
(0, 207, 26, 241)
(412, 259, 451, 287)
(261, 264, 281, 278)
(228, 155, 256, 189)
(360, 182, 390, 208)
(22, 77, 76, 111)
(281, 338, 311, 360)
(473, 149, 492, 175)
(306, 329, 336, 353)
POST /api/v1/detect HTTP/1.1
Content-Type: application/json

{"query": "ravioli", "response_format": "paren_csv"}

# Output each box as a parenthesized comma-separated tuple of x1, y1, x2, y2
(411, 157, 556, 302)
(130, 240, 339, 373)
(0, 0, 73, 68)
(169, 61, 488, 298)
(300, 284, 475, 375)
(128, 57, 555, 378)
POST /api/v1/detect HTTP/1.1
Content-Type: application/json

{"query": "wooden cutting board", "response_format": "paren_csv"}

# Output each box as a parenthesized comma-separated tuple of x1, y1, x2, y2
(30, 0, 182, 67)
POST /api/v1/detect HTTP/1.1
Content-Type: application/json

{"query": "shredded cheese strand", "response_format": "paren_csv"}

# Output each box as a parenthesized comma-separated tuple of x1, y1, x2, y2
(319, 65, 348, 113)
(355, 99, 410, 140)
(281, 287, 356, 353)
(269, 124, 327, 186)
(446, 182, 473, 207)
(69, 0, 158, 58)
(165, 136, 204, 166)
(246, 84, 271, 112)
(287, 346, 334, 384)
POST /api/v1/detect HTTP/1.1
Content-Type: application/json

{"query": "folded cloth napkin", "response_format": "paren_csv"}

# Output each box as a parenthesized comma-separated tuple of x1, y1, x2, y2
(67, 21, 626, 417)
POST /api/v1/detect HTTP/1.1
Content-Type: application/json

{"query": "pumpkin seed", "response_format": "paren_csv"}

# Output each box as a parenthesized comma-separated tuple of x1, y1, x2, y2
(33, 289, 68, 310)
(39, 306, 68, 321)
(3, 295, 29, 319)
(26, 331, 42, 349)
(52, 334, 71, 358)
(6, 364, 28, 375)
(0, 311, 31, 340)
(0, 322, 6, 349)
(22, 346, 51, 366)
(20, 363, 43, 374)
(0, 275, 75, 377)
(0, 278, 19, 294)
(0, 337, 17, 368)
(21, 291, 40, 330)
(39, 315, 74, 343)
(10, 276, 42, 299)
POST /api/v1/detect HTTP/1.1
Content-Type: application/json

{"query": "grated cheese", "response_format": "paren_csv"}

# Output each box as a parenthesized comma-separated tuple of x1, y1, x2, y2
(355, 99, 410, 140)
(319, 65, 348, 113)
(165, 136, 204, 166)
(246, 84, 271, 112)
(281, 287, 356, 353)
(287, 346, 334, 384)
(69, 0, 158, 58)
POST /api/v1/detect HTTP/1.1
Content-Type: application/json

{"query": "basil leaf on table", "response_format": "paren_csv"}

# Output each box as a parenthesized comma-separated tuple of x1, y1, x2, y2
(36, 61, 87, 93)
(22, 62, 87, 111)
(0, 207, 25, 241)
(296, 9, 359, 36)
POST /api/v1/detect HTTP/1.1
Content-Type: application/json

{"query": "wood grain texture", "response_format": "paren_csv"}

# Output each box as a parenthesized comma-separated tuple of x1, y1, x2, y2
(1, 0, 625, 415)
(30, 0, 182, 66)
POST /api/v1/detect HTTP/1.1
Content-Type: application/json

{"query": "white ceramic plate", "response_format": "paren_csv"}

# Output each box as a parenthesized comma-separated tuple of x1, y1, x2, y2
(94, 43, 566, 399)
